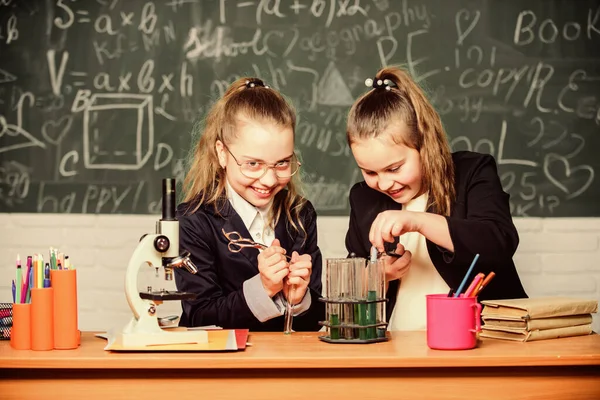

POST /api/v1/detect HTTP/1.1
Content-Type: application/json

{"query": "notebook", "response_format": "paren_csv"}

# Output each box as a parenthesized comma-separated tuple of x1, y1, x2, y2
(481, 297, 598, 319)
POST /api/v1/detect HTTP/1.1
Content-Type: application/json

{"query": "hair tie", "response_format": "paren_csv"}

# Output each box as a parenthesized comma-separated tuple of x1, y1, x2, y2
(245, 79, 269, 89)
(365, 78, 397, 91)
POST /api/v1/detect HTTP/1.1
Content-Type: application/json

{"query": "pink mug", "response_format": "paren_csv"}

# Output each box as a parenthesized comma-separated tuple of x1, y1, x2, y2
(426, 294, 481, 350)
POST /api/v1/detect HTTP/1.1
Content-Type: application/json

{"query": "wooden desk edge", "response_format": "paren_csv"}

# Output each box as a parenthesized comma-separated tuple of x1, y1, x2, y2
(2, 331, 600, 370)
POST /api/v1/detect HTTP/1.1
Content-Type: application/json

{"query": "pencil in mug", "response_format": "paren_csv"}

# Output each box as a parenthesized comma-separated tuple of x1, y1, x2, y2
(15, 254, 22, 304)
(471, 279, 484, 297)
(20, 256, 32, 304)
(50, 247, 55, 270)
(32, 255, 37, 289)
(464, 272, 485, 297)
(38, 254, 44, 288)
(454, 254, 480, 298)
(473, 272, 496, 297)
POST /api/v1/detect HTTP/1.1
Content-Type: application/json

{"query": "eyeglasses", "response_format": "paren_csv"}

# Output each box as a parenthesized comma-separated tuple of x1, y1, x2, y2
(223, 144, 301, 179)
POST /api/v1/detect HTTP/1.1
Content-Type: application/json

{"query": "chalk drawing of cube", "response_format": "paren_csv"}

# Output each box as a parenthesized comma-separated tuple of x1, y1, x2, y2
(83, 94, 154, 170)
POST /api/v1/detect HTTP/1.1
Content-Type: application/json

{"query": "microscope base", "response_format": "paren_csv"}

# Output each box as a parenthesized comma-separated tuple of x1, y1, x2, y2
(122, 316, 209, 347)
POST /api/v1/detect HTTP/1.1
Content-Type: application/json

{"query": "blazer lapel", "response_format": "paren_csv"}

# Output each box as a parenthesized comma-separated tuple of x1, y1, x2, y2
(273, 215, 292, 252)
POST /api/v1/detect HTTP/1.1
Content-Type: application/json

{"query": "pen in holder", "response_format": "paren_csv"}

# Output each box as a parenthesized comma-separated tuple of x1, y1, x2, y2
(51, 269, 79, 349)
(319, 256, 388, 344)
(30, 287, 54, 351)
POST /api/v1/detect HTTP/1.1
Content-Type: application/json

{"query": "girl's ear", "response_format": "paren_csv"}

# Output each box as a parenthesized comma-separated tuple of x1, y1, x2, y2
(215, 140, 227, 169)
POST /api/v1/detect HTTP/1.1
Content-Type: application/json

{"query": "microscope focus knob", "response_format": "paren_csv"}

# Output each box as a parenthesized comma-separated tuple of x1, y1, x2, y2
(154, 235, 170, 252)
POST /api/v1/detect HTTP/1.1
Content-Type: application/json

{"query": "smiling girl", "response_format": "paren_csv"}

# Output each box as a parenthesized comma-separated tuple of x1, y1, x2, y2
(345, 67, 527, 330)
(174, 78, 323, 331)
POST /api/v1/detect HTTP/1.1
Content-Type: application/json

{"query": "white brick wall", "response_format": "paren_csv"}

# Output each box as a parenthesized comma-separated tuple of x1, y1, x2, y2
(1, 214, 599, 333)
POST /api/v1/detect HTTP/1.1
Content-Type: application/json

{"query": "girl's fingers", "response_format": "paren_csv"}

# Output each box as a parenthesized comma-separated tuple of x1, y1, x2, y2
(266, 260, 289, 276)
(287, 276, 307, 286)
(370, 216, 385, 251)
(271, 267, 290, 283)
(263, 245, 287, 257)
(288, 267, 310, 280)
(395, 243, 405, 255)
(391, 222, 405, 237)
(291, 251, 300, 263)
(392, 250, 412, 270)
(289, 259, 311, 270)
(265, 252, 287, 267)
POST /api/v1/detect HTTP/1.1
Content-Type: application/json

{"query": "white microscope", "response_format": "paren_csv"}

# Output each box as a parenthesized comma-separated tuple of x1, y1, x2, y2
(121, 178, 208, 347)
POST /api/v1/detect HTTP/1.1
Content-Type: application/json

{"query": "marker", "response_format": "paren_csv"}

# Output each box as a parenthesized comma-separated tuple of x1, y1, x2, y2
(43, 263, 51, 288)
(37, 254, 44, 288)
(49, 247, 55, 270)
(464, 273, 484, 297)
(15, 254, 22, 304)
(26, 266, 33, 303)
(474, 272, 496, 297)
(21, 256, 32, 304)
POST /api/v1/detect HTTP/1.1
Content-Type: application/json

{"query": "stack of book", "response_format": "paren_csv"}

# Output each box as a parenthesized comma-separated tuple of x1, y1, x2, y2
(479, 297, 598, 342)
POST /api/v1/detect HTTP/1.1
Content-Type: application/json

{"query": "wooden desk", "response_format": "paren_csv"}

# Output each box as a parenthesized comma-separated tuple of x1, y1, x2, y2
(1, 331, 599, 400)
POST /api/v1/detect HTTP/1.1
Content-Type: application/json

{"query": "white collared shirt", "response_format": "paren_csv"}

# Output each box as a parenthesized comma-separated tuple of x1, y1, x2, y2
(227, 182, 274, 246)
(388, 192, 450, 331)
(226, 181, 311, 323)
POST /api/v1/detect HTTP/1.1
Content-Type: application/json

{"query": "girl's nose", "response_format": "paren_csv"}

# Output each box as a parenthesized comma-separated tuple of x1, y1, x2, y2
(259, 168, 278, 186)
(378, 176, 394, 191)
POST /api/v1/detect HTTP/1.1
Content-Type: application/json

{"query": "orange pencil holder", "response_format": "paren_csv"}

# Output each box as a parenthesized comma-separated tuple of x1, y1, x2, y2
(30, 287, 54, 351)
(10, 303, 31, 350)
(50, 269, 79, 349)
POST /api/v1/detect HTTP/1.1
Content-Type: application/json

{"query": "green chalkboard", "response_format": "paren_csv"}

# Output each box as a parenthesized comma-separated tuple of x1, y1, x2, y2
(0, 0, 598, 216)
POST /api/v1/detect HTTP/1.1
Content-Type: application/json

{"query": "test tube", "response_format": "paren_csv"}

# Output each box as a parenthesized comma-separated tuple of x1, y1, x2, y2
(338, 259, 355, 340)
(375, 257, 387, 338)
(325, 258, 340, 340)
(366, 255, 385, 339)
(350, 257, 366, 340)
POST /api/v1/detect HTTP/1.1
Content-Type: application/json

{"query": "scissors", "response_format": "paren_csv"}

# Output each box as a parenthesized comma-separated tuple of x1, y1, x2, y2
(222, 229, 291, 260)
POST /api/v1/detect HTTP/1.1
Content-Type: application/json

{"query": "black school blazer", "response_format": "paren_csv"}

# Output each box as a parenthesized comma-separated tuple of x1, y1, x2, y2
(174, 191, 324, 331)
(345, 151, 528, 321)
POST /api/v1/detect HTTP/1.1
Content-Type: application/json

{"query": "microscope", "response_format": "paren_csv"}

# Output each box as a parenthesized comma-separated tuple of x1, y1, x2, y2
(121, 178, 208, 347)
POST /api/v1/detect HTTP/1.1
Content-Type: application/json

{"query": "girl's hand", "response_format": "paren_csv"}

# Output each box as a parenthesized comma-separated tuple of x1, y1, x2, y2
(283, 251, 311, 305)
(383, 243, 412, 282)
(257, 239, 289, 297)
(369, 210, 421, 252)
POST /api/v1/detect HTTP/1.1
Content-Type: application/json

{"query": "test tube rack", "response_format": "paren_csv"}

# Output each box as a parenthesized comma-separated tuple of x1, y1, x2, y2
(319, 257, 389, 344)
(318, 297, 388, 344)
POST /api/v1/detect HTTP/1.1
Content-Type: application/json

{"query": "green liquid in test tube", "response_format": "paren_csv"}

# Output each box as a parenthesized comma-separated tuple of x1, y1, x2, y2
(367, 290, 377, 339)
(358, 302, 368, 340)
(330, 313, 340, 339)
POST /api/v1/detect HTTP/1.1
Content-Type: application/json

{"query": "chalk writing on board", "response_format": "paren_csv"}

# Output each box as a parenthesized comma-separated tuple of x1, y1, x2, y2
(0, 0, 598, 216)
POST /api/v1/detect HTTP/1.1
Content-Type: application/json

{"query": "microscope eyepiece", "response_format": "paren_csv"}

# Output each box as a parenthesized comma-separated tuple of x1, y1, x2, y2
(161, 178, 176, 221)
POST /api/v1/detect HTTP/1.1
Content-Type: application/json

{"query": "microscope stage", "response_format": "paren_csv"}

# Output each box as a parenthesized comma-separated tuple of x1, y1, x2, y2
(139, 291, 199, 301)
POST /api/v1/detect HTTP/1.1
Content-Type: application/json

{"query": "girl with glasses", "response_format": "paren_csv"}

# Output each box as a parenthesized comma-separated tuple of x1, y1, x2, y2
(345, 67, 527, 331)
(175, 78, 324, 331)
